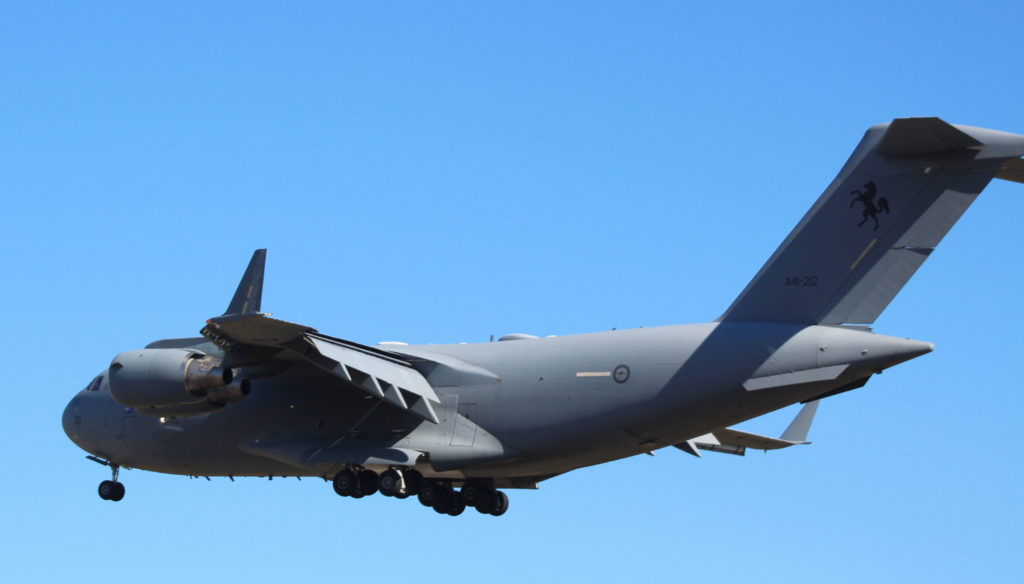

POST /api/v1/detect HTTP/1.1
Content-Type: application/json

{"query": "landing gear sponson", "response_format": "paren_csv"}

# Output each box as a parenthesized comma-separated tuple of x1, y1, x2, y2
(331, 468, 509, 517)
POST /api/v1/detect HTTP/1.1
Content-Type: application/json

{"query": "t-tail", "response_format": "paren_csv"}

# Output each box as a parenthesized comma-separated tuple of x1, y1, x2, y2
(720, 117, 1024, 325)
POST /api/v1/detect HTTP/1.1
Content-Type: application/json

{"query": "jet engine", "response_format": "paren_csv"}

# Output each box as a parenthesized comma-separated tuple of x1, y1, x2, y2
(108, 349, 249, 415)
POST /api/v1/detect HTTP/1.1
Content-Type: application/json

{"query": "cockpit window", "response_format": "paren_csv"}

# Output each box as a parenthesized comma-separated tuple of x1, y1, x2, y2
(86, 376, 103, 392)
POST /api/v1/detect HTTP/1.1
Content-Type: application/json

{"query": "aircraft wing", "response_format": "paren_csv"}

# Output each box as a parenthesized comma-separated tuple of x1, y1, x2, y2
(199, 250, 442, 424)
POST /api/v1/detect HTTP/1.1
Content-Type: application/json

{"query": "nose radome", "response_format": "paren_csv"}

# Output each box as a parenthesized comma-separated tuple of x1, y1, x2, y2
(62, 392, 91, 451)
(62, 397, 77, 441)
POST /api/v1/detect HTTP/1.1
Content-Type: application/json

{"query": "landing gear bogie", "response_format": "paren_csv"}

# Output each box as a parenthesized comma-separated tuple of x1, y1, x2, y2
(330, 470, 510, 517)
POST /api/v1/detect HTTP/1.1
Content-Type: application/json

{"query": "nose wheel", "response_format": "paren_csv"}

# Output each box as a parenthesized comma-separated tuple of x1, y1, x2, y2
(95, 461, 125, 502)
(98, 479, 125, 501)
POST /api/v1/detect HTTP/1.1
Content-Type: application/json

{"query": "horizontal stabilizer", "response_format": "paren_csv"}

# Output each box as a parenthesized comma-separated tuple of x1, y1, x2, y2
(676, 401, 819, 457)
(875, 117, 982, 156)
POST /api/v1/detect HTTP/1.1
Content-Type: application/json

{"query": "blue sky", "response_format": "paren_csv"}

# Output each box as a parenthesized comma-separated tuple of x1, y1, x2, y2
(3, 3, 1023, 582)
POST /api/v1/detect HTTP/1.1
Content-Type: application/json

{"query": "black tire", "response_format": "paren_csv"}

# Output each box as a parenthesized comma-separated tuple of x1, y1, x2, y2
(357, 470, 379, 496)
(446, 491, 466, 516)
(489, 491, 509, 516)
(431, 488, 452, 514)
(474, 490, 496, 514)
(418, 481, 442, 507)
(110, 482, 125, 502)
(378, 470, 401, 497)
(403, 469, 424, 495)
(460, 482, 481, 505)
(98, 480, 114, 500)
(332, 469, 358, 497)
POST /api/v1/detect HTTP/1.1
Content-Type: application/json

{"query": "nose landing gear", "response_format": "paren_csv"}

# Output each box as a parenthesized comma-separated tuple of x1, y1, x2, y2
(96, 462, 125, 502)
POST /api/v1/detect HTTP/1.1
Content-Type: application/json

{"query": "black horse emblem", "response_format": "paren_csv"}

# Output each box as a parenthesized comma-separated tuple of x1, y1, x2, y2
(850, 181, 890, 231)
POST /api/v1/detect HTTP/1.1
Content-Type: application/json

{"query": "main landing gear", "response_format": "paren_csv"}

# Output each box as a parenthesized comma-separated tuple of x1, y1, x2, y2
(330, 468, 509, 517)
(97, 464, 125, 502)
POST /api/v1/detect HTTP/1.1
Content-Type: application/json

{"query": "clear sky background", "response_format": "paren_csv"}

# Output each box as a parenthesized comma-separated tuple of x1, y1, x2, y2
(3, 2, 1023, 582)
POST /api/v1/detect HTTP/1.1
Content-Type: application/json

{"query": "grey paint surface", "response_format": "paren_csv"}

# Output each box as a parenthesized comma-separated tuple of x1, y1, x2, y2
(62, 118, 1024, 511)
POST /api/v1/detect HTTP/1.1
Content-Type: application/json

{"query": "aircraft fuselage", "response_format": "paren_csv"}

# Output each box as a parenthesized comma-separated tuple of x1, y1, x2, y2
(63, 322, 931, 484)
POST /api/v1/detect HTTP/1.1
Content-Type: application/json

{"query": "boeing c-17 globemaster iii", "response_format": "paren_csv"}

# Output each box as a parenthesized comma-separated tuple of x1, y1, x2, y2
(63, 118, 1024, 516)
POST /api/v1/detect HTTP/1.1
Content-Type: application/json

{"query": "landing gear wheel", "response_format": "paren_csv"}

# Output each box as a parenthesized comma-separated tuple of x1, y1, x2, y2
(98, 480, 125, 501)
(403, 469, 424, 496)
(445, 491, 466, 516)
(460, 481, 483, 505)
(431, 488, 452, 514)
(332, 469, 358, 497)
(489, 491, 509, 516)
(98, 480, 114, 500)
(474, 490, 496, 514)
(418, 481, 443, 507)
(378, 470, 402, 497)
(357, 470, 379, 496)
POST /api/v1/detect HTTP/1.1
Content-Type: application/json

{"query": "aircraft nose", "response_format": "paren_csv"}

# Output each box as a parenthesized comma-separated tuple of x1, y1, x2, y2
(62, 391, 96, 453)
(62, 395, 80, 442)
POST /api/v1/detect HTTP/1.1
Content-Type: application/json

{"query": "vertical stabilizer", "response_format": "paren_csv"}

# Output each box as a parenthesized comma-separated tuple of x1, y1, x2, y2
(719, 118, 1024, 325)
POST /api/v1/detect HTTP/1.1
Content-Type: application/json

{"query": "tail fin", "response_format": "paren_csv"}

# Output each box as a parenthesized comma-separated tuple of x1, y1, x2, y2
(719, 118, 1024, 325)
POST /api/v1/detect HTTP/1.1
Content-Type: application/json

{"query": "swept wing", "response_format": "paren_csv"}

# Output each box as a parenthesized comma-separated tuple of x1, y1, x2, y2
(200, 250, 441, 424)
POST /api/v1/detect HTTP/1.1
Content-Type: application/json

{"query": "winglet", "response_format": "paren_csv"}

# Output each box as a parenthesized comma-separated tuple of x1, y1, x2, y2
(779, 400, 819, 444)
(224, 249, 266, 317)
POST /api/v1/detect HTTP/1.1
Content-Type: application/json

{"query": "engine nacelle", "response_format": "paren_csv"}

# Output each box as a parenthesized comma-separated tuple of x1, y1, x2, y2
(108, 348, 239, 409)
(134, 378, 252, 418)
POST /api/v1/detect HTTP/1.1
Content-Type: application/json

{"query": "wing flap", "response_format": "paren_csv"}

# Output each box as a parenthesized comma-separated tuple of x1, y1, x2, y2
(304, 334, 440, 423)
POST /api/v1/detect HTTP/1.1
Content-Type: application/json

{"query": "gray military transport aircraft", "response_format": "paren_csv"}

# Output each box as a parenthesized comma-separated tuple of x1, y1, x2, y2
(63, 118, 1024, 516)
